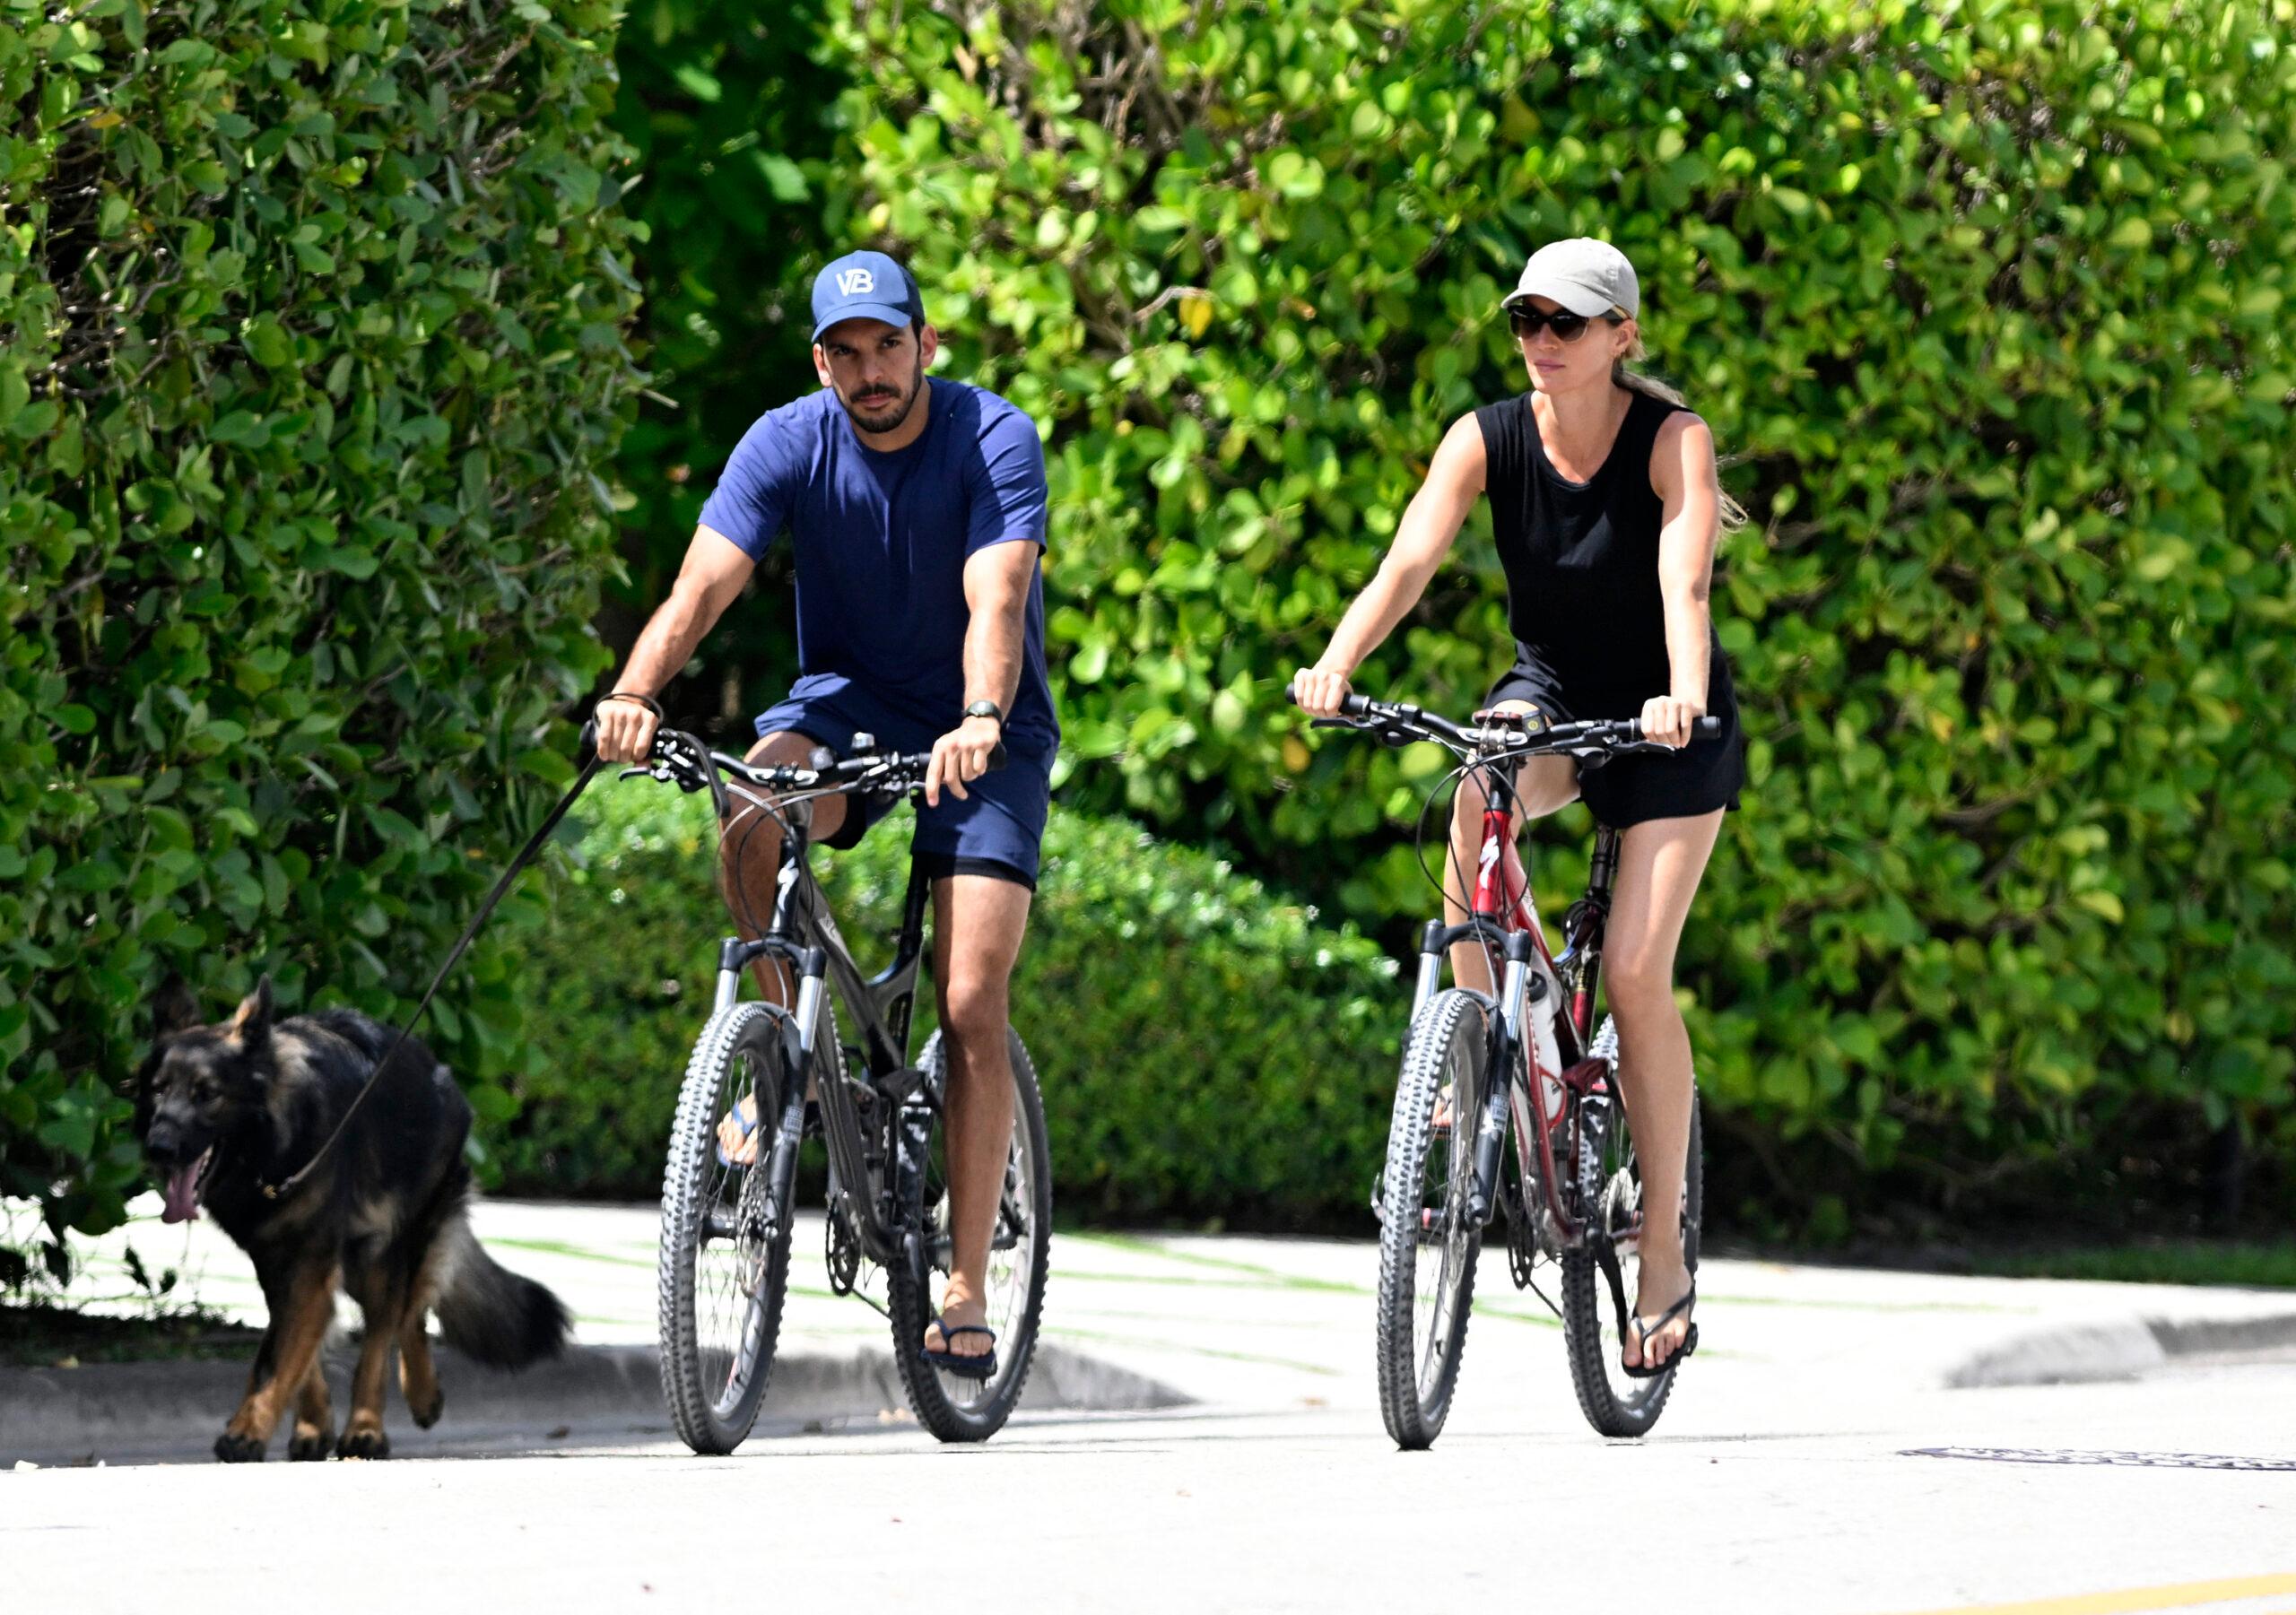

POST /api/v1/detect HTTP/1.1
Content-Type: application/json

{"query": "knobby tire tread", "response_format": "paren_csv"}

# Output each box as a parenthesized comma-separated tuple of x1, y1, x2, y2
(1560, 1027, 1703, 1439)
(884, 1029, 1051, 1444)
(658, 1002, 794, 1454)
(1375, 989, 1490, 1450)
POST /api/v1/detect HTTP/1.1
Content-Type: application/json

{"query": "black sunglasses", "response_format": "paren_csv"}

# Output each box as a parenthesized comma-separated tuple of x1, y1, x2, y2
(1507, 306, 1626, 342)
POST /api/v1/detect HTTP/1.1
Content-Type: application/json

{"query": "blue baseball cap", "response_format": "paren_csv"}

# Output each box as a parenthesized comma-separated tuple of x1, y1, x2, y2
(810, 250, 926, 343)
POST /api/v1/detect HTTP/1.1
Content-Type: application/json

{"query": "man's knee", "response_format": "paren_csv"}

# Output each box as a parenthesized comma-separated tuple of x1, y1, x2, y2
(939, 975, 1011, 1052)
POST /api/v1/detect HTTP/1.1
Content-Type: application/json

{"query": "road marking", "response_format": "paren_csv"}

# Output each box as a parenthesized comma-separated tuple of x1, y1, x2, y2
(1908, 1446, 2296, 1473)
(1892, 1573, 2296, 1615)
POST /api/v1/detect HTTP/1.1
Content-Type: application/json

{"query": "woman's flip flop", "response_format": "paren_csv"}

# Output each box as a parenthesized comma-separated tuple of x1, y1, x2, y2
(1622, 1284, 1698, 1380)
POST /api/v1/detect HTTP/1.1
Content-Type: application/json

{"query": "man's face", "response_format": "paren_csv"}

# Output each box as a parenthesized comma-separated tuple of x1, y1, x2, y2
(813, 317, 938, 434)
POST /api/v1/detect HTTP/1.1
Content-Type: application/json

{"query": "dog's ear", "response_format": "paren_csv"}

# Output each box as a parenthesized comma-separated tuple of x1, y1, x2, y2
(228, 975, 274, 1044)
(152, 975, 204, 1038)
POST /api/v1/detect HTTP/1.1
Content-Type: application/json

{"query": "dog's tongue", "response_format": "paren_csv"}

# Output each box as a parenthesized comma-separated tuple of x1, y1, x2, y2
(161, 1157, 204, 1224)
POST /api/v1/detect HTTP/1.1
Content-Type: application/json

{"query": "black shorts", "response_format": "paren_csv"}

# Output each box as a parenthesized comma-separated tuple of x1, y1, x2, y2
(1485, 656, 1745, 829)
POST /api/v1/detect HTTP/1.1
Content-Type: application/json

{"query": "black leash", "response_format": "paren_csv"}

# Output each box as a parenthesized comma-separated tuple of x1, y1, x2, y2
(258, 706, 639, 1201)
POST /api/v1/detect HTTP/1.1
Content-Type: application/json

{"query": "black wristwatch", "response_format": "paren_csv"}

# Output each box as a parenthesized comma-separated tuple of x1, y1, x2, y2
(963, 699, 1004, 731)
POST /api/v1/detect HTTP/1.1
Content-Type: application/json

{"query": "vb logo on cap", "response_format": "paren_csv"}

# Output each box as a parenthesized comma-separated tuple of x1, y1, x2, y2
(812, 250, 927, 343)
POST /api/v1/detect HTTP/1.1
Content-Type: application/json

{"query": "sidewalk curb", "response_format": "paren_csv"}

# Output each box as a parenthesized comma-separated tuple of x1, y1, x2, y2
(1944, 1309, 2296, 1389)
(0, 1339, 1189, 1464)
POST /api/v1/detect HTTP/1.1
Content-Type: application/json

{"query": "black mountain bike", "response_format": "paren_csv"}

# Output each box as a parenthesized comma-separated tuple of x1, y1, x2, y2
(1300, 690, 1715, 1445)
(625, 726, 1051, 1450)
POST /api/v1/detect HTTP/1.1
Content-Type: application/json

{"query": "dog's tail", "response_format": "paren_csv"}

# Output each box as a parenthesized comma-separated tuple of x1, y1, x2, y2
(431, 1213, 571, 1370)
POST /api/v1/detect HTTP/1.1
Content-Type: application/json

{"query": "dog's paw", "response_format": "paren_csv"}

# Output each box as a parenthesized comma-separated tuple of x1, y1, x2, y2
(213, 1430, 267, 1463)
(288, 1427, 335, 1462)
(408, 1388, 443, 1429)
(335, 1425, 391, 1461)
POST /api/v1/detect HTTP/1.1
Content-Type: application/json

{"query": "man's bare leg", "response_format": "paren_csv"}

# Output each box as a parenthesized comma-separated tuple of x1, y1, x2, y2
(714, 730, 847, 1165)
(921, 873, 1031, 1363)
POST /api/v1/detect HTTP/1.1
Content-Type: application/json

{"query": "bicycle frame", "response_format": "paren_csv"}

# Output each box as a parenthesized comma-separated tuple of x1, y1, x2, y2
(1409, 753, 1625, 1252)
(703, 786, 935, 1272)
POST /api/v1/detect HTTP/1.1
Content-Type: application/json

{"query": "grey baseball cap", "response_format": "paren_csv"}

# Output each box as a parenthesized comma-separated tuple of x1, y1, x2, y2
(1502, 238, 1639, 318)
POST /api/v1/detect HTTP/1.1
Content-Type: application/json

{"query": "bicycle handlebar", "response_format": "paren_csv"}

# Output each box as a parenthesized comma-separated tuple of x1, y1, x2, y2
(1284, 682, 1722, 758)
(584, 719, 1004, 801)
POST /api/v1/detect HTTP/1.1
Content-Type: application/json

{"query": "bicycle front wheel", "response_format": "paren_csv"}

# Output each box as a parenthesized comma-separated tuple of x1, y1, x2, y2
(657, 1002, 796, 1454)
(1375, 988, 1493, 1450)
(1560, 1015, 1704, 1439)
(884, 1027, 1051, 1444)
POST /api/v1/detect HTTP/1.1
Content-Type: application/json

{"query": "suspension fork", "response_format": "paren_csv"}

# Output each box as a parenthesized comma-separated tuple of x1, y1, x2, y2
(1466, 929, 1544, 1225)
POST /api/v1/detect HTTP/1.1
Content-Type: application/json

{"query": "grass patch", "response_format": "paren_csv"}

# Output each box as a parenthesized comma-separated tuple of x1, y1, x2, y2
(1968, 1241, 2296, 1289)
(0, 1303, 261, 1368)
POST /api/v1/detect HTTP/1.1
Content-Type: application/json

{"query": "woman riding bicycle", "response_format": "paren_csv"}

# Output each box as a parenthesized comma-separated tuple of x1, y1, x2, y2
(1292, 238, 1744, 1376)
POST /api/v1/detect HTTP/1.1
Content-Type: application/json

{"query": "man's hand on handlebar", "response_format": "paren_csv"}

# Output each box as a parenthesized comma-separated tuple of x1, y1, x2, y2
(593, 693, 661, 766)
(924, 714, 999, 807)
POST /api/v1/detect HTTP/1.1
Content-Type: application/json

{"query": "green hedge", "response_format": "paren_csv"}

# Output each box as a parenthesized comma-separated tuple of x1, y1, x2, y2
(489, 776, 1402, 1224)
(0, 0, 639, 1273)
(600, 0, 839, 726)
(813, 0, 2296, 1222)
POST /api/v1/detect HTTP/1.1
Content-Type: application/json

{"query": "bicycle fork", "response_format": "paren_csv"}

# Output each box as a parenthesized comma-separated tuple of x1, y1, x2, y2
(1467, 930, 1545, 1227)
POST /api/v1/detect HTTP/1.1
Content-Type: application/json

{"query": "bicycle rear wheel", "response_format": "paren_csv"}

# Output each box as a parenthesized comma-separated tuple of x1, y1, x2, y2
(1560, 1015, 1704, 1439)
(1374, 988, 1493, 1450)
(657, 1002, 797, 1454)
(884, 1028, 1050, 1444)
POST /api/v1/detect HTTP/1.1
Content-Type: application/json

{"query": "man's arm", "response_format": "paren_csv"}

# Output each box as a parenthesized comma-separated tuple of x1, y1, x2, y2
(924, 539, 1038, 806)
(593, 526, 756, 763)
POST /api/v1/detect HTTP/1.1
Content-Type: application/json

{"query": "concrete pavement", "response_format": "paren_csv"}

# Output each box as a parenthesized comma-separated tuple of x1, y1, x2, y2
(28, 1192, 2296, 1424)
(9, 1194, 2295, 1615)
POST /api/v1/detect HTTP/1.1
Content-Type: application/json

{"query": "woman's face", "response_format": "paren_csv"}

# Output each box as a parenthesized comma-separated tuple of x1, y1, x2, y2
(1514, 295, 1637, 395)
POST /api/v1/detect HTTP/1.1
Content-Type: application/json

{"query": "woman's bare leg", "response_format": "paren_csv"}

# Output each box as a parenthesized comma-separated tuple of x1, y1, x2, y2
(1603, 809, 1726, 1371)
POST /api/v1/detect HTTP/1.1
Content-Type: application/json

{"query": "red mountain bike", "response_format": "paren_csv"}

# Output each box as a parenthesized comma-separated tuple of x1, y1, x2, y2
(1300, 690, 1715, 1445)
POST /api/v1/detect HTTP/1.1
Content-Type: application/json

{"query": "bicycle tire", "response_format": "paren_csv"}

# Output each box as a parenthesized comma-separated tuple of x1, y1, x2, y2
(1375, 988, 1493, 1450)
(1560, 1014, 1704, 1439)
(884, 1027, 1051, 1444)
(657, 1001, 798, 1454)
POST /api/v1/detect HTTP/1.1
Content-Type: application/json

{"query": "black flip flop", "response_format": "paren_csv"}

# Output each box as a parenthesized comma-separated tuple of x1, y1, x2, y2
(1622, 1285, 1698, 1380)
(921, 1315, 998, 1381)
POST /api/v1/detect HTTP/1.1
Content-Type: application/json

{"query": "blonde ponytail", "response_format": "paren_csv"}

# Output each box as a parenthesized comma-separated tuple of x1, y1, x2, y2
(1613, 337, 1747, 532)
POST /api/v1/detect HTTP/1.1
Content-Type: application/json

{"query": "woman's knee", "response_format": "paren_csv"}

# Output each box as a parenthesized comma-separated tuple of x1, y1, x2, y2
(1603, 942, 1677, 1019)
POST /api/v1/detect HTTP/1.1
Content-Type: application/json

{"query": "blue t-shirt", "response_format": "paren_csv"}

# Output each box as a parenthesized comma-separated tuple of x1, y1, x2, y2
(699, 378, 1059, 753)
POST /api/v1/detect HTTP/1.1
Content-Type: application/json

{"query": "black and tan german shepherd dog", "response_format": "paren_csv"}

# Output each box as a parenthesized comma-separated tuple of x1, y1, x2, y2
(135, 976, 569, 1461)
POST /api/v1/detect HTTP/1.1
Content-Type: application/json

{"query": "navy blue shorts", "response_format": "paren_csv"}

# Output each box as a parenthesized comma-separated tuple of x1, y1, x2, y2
(754, 682, 1052, 890)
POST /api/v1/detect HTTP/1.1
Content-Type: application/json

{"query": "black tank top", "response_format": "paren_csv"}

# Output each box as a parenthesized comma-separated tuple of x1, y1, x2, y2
(1474, 388, 1731, 719)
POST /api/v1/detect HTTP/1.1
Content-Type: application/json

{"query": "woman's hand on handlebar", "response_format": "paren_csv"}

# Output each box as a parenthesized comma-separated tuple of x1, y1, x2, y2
(1290, 665, 1353, 718)
(593, 693, 661, 765)
(1639, 693, 1706, 751)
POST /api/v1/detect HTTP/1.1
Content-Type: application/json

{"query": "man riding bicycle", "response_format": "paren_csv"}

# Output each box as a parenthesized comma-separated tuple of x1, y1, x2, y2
(593, 249, 1057, 1378)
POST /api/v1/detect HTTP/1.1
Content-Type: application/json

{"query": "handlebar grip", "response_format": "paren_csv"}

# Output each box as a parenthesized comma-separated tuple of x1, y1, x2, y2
(1285, 679, 1372, 719)
(578, 718, 598, 762)
(1696, 716, 1721, 737)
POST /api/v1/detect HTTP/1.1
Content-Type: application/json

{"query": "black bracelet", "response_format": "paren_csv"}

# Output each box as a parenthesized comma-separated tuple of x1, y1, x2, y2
(601, 690, 665, 718)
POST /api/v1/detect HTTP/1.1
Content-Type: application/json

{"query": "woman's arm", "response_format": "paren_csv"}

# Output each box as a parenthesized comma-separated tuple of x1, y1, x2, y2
(1292, 413, 1488, 716)
(1643, 411, 1724, 748)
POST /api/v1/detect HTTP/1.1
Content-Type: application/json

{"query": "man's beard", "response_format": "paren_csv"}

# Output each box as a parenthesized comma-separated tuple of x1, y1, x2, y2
(839, 357, 925, 434)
